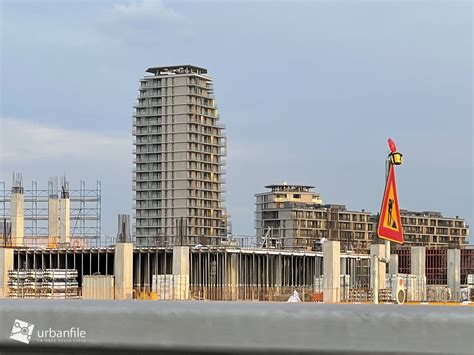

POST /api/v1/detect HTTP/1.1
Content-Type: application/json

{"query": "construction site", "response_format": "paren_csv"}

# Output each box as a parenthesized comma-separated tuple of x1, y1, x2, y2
(0, 174, 472, 304)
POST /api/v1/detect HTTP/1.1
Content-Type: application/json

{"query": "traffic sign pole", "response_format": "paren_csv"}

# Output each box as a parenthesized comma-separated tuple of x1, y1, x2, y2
(373, 138, 404, 304)
(385, 157, 391, 273)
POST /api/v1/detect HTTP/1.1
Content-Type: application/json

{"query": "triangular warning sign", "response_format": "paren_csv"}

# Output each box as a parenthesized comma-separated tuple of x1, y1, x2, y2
(378, 164, 404, 244)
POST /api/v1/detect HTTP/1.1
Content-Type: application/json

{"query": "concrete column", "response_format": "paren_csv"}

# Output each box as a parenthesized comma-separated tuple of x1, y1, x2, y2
(411, 246, 426, 276)
(323, 241, 340, 303)
(389, 254, 399, 275)
(58, 198, 70, 244)
(0, 248, 14, 298)
(48, 196, 58, 240)
(172, 246, 190, 300)
(10, 192, 24, 247)
(114, 243, 133, 300)
(229, 253, 238, 301)
(340, 257, 347, 275)
(370, 244, 386, 289)
(447, 249, 461, 301)
(275, 254, 282, 297)
(172, 246, 189, 275)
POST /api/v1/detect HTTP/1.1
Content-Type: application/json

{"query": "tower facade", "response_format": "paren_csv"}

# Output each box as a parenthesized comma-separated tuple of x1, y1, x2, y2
(132, 65, 227, 245)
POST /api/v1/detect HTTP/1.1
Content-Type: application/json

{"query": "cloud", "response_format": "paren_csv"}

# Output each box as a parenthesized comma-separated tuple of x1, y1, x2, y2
(97, 0, 194, 45)
(111, 0, 183, 21)
(0, 118, 130, 163)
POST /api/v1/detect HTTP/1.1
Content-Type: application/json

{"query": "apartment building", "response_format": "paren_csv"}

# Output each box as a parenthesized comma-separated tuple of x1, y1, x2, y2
(255, 184, 469, 251)
(133, 65, 227, 245)
(388, 210, 469, 247)
(255, 184, 374, 251)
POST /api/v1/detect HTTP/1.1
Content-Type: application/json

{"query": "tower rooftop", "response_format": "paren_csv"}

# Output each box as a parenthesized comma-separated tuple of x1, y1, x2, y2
(146, 65, 208, 76)
(265, 184, 315, 192)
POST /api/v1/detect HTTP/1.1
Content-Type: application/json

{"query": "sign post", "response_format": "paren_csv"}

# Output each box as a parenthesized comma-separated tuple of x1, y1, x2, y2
(373, 138, 404, 304)
(378, 139, 404, 244)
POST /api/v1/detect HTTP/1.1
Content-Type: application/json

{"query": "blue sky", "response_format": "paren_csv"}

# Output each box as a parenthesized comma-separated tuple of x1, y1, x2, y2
(1, 0, 472, 239)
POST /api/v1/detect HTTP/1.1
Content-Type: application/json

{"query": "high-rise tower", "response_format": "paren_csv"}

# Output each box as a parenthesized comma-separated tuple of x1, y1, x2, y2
(132, 65, 227, 245)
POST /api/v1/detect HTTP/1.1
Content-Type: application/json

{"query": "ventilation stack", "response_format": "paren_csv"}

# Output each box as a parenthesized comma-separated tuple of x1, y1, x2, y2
(10, 173, 24, 247)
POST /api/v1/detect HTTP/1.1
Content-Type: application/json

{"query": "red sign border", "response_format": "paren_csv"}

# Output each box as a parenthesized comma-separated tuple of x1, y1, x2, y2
(377, 164, 404, 244)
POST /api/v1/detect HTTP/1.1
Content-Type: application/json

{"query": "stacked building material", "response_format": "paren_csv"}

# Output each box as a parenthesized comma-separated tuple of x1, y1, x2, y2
(8, 269, 78, 299)
(386, 274, 427, 302)
(152, 275, 189, 300)
(426, 286, 451, 302)
(82, 275, 115, 300)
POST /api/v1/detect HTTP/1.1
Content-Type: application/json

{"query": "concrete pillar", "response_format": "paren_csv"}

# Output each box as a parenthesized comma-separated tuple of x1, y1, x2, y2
(411, 246, 426, 276)
(58, 198, 70, 244)
(340, 257, 347, 275)
(275, 255, 282, 297)
(323, 241, 340, 303)
(172, 246, 190, 300)
(48, 196, 58, 240)
(10, 192, 24, 247)
(114, 243, 133, 300)
(229, 253, 238, 301)
(172, 246, 189, 275)
(389, 254, 399, 275)
(0, 248, 13, 298)
(447, 249, 461, 301)
(370, 244, 386, 289)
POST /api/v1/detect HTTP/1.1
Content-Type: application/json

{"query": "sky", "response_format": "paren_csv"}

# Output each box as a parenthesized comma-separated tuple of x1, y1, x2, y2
(0, 0, 472, 240)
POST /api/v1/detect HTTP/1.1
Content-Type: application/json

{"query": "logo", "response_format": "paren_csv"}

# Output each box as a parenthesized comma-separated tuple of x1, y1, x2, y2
(10, 319, 35, 344)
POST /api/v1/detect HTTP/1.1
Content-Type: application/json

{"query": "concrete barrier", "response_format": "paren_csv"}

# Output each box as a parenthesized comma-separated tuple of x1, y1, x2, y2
(0, 300, 473, 354)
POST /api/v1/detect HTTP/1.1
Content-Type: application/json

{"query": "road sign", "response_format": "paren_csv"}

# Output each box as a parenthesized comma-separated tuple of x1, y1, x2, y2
(378, 163, 404, 244)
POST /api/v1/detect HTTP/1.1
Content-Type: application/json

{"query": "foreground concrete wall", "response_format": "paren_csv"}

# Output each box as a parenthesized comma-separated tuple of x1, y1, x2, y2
(0, 249, 13, 298)
(0, 300, 472, 354)
(114, 243, 133, 300)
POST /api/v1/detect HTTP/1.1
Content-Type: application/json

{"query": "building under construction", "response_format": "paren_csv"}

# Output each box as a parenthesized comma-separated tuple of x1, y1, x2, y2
(255, 183, 469, 252)
(0, 173, 101, 248)
(0, 241, 472, 303)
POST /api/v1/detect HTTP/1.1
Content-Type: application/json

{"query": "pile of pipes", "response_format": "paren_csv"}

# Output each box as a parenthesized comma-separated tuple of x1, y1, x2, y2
(8, 269, 78, 299)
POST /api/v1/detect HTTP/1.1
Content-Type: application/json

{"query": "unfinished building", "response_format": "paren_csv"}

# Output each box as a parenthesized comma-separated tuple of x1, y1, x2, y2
(0, 174, 101, 247)
(132, 65, 227, 246)
(255, 183, 469, 251)
(255, 184, 374, 251)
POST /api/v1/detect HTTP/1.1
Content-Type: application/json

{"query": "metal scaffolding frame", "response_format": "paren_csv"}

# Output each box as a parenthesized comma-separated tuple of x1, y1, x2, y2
(0, 178, 101, 239)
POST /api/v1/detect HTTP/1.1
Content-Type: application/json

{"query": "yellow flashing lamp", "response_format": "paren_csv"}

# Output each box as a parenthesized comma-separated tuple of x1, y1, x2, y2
(390, 152, 403, 165)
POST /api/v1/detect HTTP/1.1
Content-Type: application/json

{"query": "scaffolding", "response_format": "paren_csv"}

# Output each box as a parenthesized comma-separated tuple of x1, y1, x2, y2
(0, 178, 101, 239)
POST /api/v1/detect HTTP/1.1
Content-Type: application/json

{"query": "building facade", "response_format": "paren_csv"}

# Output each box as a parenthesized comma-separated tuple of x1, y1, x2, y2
(255, 184, 469, 251)
(390, 210, 469, 248)
(255, 184, 374, 251)
(133, 65, 227, 245)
